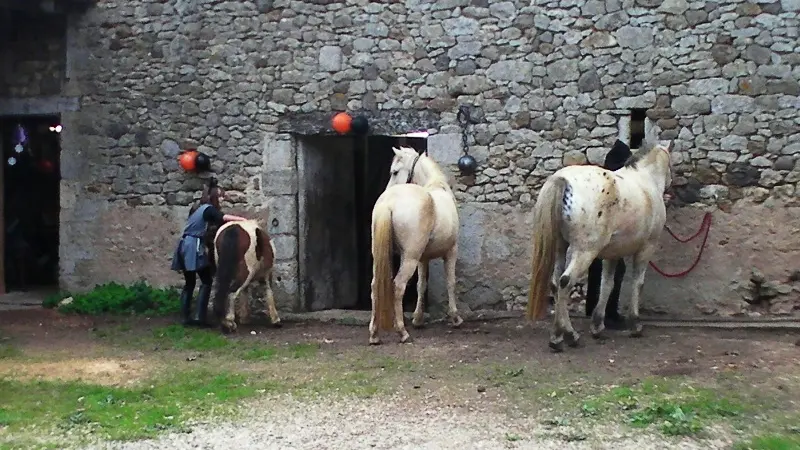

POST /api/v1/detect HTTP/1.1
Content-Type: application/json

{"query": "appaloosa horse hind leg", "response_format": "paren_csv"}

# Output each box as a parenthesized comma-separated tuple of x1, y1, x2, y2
(443, 249, 464, 327)
(550, 249, 593, 352)
(590, 259, 620, 340)
(548, 247, 569, 352)
(627, 248, 655, 338)
(412, 260, 428, 328)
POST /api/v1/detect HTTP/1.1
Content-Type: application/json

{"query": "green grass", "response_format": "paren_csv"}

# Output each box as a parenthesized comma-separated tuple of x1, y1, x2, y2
(151, 325, 230, 351)
(466, 362, 757, 438)
(0, 369, 272, 444)
(0, 341, 21, 360)
(734, 434, 800, 450)
(579, 380, 744, 436)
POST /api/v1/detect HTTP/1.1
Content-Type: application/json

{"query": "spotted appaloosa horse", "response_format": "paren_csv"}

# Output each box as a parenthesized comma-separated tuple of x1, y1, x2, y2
(526, 140, 673, 353)
(211, 219, 281, 333)
(369, 146, 464, 345)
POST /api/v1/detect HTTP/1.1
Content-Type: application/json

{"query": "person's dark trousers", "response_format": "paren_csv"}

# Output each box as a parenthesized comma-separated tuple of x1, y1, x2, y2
(181, 268, 214, 327)
(585, 258, 626, 329)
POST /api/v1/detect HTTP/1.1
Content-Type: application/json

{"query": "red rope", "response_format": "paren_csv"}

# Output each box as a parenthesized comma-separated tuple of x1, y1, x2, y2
(649, 212, 713, 278)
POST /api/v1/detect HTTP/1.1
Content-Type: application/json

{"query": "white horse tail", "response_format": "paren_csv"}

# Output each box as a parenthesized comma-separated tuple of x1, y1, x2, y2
(372, 202, 395, 331)
(527, 177, 567, 322)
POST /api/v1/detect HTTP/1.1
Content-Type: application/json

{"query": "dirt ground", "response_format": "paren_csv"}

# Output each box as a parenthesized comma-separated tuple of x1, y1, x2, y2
(2, 308, 800, 449)
(2, 308, 798, 381)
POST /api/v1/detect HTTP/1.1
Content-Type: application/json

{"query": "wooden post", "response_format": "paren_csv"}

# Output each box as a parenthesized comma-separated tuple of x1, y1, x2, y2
(0, 123, 6, 295)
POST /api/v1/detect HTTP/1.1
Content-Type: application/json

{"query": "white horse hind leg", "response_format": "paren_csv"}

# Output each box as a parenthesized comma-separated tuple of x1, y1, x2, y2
(443, 249, 463, 327)
(393, 257, 418, 343)
(590, 259, 619, 339)
(412, 260, 428, 328)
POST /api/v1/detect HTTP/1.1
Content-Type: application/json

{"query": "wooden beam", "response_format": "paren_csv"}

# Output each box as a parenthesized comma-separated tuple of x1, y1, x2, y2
(0, 123, 5, 295)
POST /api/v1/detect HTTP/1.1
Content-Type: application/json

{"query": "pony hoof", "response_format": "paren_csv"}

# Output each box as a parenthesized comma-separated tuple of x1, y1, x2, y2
(565, 332, 581, 348)
(549, 340, 564, 353)
(271, 319, 283, 328)
(450, 316, 464, 328)
(628, 318, 643, 338)
(411, 320, 425, 329)
(220, 321, 237, 334)
(400, 333, 413, 344)
(369, 335, 381, 346)
(591, 331, 607, 341)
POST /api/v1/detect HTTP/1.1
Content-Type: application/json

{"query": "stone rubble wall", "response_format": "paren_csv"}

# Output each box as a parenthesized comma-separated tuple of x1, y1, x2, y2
(0, 16, 66, 98)
(2, 0, 798, 316)
(71, 0, 800, 209)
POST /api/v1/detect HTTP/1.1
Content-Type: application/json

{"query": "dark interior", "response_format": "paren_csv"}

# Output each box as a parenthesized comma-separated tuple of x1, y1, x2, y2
(1, 116, 61, 291)
(300, 135, 428, 312)
(630, 108, 647, 150)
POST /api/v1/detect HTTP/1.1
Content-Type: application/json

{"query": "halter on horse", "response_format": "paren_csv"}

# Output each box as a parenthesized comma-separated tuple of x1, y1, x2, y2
(211, 219, 281, 333)
(369, 146, 464, 345)
(526, 141, 673, 353)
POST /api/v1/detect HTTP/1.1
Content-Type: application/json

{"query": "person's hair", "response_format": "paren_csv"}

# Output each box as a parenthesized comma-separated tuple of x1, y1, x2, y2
(189, 177, 223, 216)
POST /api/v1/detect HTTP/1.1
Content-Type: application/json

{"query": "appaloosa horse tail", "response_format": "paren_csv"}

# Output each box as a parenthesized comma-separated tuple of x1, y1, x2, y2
(527, 177, 568, 321)
(372, 202, 395, 331)
(213, 225, 241, 320)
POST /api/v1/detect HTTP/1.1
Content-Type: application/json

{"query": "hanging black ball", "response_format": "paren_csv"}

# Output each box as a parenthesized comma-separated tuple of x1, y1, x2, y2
(351, 115, 370, 135)
(195, 151, 212, 172)
(458, 154, 478, 175)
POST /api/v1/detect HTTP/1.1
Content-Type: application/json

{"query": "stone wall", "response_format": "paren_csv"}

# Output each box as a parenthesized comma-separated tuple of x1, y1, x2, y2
(0, 14, 66, 98)
(4, 0, 798, 317)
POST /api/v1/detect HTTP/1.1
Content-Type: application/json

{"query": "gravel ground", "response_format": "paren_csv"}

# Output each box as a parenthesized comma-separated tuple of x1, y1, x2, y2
(88, 394, 731, 450)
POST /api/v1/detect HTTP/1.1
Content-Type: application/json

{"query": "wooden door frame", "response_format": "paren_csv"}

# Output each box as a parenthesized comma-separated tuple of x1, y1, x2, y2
(0, 121, 5, 294)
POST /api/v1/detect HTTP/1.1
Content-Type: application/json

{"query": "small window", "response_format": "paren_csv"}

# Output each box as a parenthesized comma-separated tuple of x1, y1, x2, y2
(629, 109, 647, 150)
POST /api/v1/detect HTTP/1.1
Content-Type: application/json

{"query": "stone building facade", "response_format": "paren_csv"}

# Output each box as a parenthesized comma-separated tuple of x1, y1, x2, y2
(2, 0, 798, 318)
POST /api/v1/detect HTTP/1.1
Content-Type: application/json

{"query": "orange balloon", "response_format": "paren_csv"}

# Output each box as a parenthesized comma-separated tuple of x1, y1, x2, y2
(178, 150, 198, 172)
(332, 112, 352, 134)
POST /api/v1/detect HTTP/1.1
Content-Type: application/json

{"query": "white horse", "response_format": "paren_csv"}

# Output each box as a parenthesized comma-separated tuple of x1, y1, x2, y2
(211, 219, 281, 333)
(526, 141, 673, 352)
(369, 146, 464, 345)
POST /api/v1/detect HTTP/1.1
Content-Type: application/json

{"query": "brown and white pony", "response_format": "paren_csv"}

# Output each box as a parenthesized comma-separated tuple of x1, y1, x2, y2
(526, 140, 673, 353)
(212, 219, 281, 333)
(369, 146, 464, 345)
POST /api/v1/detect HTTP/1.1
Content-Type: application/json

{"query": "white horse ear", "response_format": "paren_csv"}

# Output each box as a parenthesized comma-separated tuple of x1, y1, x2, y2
(392, 147, 402, 156)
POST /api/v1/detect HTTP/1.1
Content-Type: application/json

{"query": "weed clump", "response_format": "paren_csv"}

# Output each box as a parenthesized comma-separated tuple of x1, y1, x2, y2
(43, 281, 180, 316)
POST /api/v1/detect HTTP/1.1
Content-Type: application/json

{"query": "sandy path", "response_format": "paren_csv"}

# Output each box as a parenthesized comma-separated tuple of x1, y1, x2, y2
(90, 394, 729, 450)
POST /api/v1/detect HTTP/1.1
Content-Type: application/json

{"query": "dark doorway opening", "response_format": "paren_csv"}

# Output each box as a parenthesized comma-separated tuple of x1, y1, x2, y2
(629, 109, 647, 150)
(0, 116, 61, 293)
(298, 135, 428, 313)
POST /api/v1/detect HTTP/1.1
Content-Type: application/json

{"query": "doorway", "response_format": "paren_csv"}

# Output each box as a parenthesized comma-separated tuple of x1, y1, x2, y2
(298, 134, 428, 313)
(0, 116, 61, 293)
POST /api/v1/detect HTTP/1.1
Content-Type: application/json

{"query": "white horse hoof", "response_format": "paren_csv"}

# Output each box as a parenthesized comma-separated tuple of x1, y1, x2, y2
(450, 316, 464, 328)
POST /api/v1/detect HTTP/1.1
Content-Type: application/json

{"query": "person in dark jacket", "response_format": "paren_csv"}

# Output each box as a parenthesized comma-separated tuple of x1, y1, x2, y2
(584, 139, 632, 330)
(171, 178, 247, 327)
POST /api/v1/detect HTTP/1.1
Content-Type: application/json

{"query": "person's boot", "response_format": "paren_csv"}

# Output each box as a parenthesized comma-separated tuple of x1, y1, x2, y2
(180, 287, 193, 327)
(194, 284, 213, 328)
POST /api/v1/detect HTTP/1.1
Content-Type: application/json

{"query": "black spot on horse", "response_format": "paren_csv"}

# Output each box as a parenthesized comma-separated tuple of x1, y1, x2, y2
(598, 211, 603, 218)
